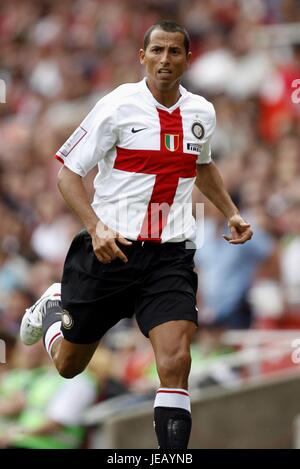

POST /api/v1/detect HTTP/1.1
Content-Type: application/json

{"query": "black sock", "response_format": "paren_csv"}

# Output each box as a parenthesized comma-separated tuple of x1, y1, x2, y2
(42, 300, 62, 347)
(154, 407, 192, 449)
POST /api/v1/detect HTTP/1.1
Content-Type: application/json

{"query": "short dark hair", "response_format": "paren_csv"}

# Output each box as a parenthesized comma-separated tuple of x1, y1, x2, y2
(143, 20, 190, 55)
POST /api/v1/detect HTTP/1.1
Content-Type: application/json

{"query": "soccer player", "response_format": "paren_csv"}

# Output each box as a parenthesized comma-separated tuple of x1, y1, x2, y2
(20, 20, 253, 449)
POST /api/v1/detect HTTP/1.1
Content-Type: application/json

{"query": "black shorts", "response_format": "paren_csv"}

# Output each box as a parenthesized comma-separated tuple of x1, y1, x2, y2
(61, 230, 198, 344)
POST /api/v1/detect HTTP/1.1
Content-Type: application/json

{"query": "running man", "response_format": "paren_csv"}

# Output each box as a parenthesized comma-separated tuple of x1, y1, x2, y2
(20, 20, 253, 449)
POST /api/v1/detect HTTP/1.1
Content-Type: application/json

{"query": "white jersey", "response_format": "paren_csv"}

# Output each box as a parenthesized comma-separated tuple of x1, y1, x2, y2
(55, 78, 216, 242)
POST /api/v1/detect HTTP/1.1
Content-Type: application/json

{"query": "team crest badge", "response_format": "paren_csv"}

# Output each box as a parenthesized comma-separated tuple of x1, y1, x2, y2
(165, 134, 179, 152)
(191, 122, 205, 140)
(62, 310, 74, 329)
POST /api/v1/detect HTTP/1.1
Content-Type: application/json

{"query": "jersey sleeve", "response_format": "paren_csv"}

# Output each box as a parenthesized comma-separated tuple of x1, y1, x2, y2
(55, 97, 118, 177)
(196, 103, 216, 165)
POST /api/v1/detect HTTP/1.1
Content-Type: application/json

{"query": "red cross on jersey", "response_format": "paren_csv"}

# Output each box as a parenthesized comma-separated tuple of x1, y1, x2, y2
(55, 78, 216, 243)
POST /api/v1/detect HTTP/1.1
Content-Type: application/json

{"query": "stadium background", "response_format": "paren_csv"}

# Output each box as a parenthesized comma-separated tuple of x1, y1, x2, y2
(0, 0, 300, 449)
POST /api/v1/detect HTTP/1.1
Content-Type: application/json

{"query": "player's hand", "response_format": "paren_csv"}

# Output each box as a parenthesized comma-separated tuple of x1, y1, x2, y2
(91, 221, 132, 264)
(223, 214, 253, 245)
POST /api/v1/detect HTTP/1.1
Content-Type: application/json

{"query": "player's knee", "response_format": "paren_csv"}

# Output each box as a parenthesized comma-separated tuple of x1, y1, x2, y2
(56, 359, 84, 379)
(157, 349, 191, 380)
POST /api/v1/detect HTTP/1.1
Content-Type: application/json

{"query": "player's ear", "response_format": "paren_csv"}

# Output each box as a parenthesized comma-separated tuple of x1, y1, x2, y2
(139, 49, 146, 65)
(186, 51, 192, 68)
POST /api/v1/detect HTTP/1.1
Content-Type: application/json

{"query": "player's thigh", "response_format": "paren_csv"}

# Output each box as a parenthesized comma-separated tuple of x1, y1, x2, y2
(61, 229, 136, 344)
(149, 319, 197, 359)
(55, 229, 137, 372)
(135, 268, 198, 338)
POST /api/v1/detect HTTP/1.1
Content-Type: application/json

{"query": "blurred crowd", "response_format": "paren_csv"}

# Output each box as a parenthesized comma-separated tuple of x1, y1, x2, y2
(0, 0, 300, 448)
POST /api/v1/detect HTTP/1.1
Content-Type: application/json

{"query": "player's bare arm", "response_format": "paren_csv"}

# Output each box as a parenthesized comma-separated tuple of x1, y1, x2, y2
(57, 166, 131, 263)
(195, 161, 253, 244)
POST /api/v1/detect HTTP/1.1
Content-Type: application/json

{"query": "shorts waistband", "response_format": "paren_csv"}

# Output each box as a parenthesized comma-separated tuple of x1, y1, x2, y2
(82, 230, 193, 249)
(127, 239, 189, 248)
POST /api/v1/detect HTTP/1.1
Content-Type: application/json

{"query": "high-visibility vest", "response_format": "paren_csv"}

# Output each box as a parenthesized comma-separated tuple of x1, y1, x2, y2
(0, 368, 35, 434)
(12, 367, 96, 449)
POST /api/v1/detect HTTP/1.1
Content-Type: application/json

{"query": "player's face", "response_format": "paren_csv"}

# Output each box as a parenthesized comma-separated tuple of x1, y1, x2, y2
(139, 29, 191, 91)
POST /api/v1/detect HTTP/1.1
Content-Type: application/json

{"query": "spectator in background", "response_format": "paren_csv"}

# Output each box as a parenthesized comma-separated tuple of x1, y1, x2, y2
(193, 197, 280, 342)
(0, 340, 101, 449)
(280, 199, 300, 318)
(259, 43, 300, 143)
(31, 192, 81, 264)
(0, 242, 30, 310)
(0, 288, 34, 338)
(253, 197, 300, 330)
(187, 22, 273, 99)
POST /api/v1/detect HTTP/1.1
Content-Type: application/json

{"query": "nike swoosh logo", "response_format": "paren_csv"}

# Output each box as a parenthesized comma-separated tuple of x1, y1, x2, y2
(131, 127, 147, 133)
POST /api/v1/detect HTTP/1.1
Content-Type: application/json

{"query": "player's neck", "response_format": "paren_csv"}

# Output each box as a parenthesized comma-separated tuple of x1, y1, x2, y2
(146, 79, 181, 108)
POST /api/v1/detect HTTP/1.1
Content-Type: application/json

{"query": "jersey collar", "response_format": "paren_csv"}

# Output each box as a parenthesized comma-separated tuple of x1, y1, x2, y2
(141, 77, 187, 112)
